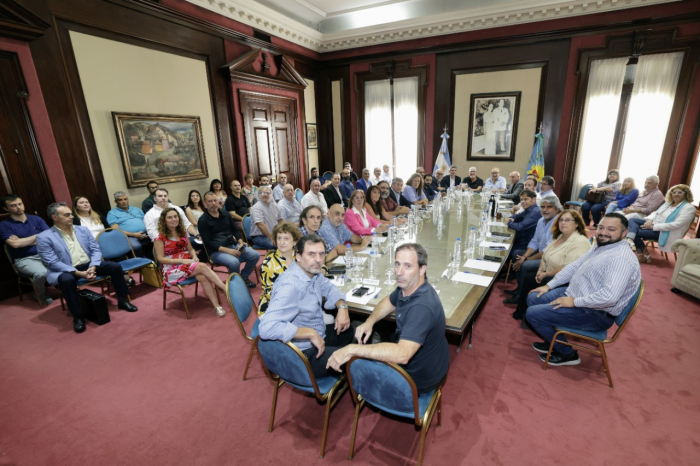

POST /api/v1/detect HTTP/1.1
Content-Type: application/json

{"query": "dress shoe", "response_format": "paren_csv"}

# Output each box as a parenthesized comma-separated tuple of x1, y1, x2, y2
(511, 309, 524, 320)
(73, 317, 86, 333)
(504, 288, 518, 296)
(118, 301, 138, 312)
(503, 296, 519, 304)
(539, 350, 580, 366)
(243, 277, 256, 289)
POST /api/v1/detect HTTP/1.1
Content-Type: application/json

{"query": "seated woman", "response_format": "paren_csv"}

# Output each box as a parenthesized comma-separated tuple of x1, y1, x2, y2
(258, 221, 302, 315)
(242, 173, 258, 205)
(605, 177, 639, 214)
(184, 189, 206, 235)
(513, 210, 591, 321)
(403, 173, 429, 206)
(344, 190, 389, 236)
(423, 174, 437, 201)
(365, 185, 390, 224)
(209, 179, 227, 208)
(154, 207, 228, 318)
(626, 184, 695, 263)
(581, 169, 621, 227)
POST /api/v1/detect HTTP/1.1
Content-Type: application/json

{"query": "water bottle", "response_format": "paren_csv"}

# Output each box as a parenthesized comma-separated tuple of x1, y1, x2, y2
(408, 207, 415, 226)
(490, 193, 497, 218)
(392, 216, 398, 230)
(468, 227, 477, 254)
(453, 238, 461, 266)
(368, 251, 376, 280)
(372, 232, 379, 255)
(345, 245, 354, 276)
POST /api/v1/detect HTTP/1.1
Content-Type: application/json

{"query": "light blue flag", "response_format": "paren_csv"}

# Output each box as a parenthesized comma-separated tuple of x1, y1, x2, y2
(434, 127, 452, 177)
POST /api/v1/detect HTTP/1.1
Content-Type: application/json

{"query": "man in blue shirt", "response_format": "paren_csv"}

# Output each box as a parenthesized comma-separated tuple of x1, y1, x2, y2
(339, 168, 355, 199)
(506, 190, 542, 259)
(484, 167, 507, 192)
(107, 192, 149, 257)
(327, 243, 449, 393)
(0, 194, 52, 305)
(318, 204, 371, 264)
(504, 197, 562, 305)
(259, 234, 352, 378)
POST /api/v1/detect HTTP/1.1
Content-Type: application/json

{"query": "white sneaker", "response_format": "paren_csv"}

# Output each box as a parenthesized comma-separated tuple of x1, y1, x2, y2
(215, 306, 226, 318)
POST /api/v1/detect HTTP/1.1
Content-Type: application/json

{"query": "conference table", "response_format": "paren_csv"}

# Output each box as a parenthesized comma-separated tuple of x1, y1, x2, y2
(336, 194, 514, 349)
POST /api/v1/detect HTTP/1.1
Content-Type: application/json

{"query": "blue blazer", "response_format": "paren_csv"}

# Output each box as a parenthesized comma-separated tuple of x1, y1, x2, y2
(356, 178, 372, 192)
(37, 226, 102, 286)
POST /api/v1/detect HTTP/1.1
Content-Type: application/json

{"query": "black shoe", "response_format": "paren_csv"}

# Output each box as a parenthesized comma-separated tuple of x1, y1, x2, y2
(243, 277, 256, 289)
(539, 350, 580, 366)
(503, 296, 519, 304)
(118, 301, 138, 312)
(73, 317, 86, 333)
(532, 342, 550, 354)
(512, 310, 524, 320)
(504, 288, 518, 296)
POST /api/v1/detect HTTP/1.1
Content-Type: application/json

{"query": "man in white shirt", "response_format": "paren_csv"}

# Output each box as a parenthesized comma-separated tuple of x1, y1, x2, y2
(143, 188, 197, 241)
(483, 167, 507, 192)
(371, 167, 383, 185)
(271, 173, 287, 202)
(381, 164, 392, 183)
(254, 175, 271, 203)
(301, 178, 329, 216)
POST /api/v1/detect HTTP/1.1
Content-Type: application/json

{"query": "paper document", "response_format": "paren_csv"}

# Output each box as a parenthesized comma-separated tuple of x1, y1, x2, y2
(464, 259, 500, 272)
(356, 247, 382, 255)
(452, 272, 493, 287)
(479, 240, 511, 249)
(345, 286, 379, 305)
(487, 221, 508, 227)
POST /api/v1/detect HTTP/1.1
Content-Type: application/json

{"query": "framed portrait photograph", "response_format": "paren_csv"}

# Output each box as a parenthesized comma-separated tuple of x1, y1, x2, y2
(466, 92, 521, 161)
(112, 112, 208, 188)
(306, 123, 318, 149)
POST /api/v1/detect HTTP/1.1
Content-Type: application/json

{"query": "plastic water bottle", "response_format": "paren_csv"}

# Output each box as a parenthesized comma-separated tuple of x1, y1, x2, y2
(345, 245, 354, 276)
(408, 208, 415, 226)
(453, 238, 462, 266)
(392, 216, 398, 230)
(368, 251, 376, 280)
(468, 227, 477, 253)
(372, 232, 379, 255)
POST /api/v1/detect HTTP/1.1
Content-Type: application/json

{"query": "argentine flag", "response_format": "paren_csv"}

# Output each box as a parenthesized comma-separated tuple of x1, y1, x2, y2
(434, 128, 451, 177)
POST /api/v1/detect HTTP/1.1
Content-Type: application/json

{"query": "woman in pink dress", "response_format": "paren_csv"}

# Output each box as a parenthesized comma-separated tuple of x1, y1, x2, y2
(344, 190, 390, 236)
(154, 208, 228, 318)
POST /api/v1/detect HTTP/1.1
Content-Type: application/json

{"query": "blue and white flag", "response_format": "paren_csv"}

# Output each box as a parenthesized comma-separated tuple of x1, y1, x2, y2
(434, 127, 451, 177)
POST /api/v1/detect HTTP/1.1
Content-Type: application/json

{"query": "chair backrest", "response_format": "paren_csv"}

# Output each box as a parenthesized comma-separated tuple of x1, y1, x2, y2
(226, 273, 258, 339)
(322, 171, 334, 182)
(609, 280, 644, 342)
(242, 214, 252, 244)
(257, 339, 319, 394)
(295, 188, 303, 203)
(346, 358, 420, 423)
(96, 228, 134, 260)
(579, 184, 594, 201)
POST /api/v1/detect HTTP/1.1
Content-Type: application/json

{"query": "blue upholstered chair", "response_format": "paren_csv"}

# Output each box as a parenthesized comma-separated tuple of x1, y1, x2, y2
(322, 171, 334, 182)
(345, 358, 445, 466)
(96, 228, 157, 283)
(257, 339, 348, 458)
(4, 244, 45, 308)
(226, 273, 261, 381)
(241, 213, 268, 259)
(542, 280, 644, 388)
(565, 184, 594, 211)
(295, 188, 303, 203)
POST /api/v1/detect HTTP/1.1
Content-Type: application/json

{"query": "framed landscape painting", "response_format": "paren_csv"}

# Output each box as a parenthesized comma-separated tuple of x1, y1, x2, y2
(467, 92, 521, 162)
(112, 112, 208, 188)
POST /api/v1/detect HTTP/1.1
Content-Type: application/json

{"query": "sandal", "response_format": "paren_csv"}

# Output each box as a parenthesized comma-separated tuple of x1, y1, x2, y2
(215, 306, 227, 318)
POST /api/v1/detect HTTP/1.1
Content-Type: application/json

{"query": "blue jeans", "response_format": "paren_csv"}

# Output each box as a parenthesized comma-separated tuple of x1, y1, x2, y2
(210, 246, 260, 278)
(581, 200, 610, 226)
(525, 286, 615, 355)
(605, 203, 620, 214)
(251, 235, 275, 250)
(626, 218, 659, 252)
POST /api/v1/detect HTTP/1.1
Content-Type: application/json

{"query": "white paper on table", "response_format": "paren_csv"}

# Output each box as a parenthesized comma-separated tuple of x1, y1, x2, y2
(498, 200, 513, 205)
(452, 272, 493, 287)
(464, 259, 500, 272)
(345, 286, 379, 305)
(355, 247, 383, 255)
(373, 236, 388, 243)
(487, 221, 508, 227)
(332, 256, 366, 265)
(479, 240, 511, 249)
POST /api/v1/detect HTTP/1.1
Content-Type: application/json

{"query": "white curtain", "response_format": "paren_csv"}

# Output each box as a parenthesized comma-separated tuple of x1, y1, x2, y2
(571, 57, 628, 200)
(619, 52, 684, 188)
(392, 76, 419, 183)
(364, 79, 392, 178)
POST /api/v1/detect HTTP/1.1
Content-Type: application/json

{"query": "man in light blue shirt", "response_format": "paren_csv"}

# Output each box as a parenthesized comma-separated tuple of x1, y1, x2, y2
(106, 192, 149, 256)
(484, 167, 507, 192)
(259, 234, 352, 377)
(317, 204, 371, 263)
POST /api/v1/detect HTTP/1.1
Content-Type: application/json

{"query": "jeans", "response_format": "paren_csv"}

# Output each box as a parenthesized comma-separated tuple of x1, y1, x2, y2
(626, 218, 659, 252)
(301, 324, 354, 378)
(13, 254, 49, 298)
(605, 203, 621, 214)
(525, 286, 615, 355)
(581, 200, 610, 226)
(251, 235, 275, 250)
(57, 262, 129, 319)
(210, 246, 260, 278)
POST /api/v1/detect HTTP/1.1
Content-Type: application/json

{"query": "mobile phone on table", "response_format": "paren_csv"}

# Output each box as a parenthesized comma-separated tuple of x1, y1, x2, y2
(352, 286, 370, 296)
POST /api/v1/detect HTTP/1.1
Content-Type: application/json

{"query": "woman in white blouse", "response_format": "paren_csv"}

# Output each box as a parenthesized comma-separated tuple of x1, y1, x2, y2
(626, 184, 695, 263)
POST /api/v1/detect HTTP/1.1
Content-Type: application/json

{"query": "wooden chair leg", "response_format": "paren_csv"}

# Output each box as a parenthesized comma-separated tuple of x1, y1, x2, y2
(542, 338, 557, 371)
(437, 391, 442, 427)
(504, 260, 512, 283)
(598, 342, 614, 388)
(348, 399, 364, 459)
(319, 392, 333, 458)
(179, 287, 191, 319)
(162, 289, 167, 310)
(268, 379, 283, 432)
(17, 279, 24, 302)
(242, 338, 258, 381)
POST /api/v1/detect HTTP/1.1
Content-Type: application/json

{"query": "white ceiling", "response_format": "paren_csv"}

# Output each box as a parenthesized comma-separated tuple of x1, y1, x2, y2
(187, 0, 681, 52)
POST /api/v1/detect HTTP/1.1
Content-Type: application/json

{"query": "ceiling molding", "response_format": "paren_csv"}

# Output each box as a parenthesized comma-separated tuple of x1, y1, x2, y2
(186, 0, 681, 53)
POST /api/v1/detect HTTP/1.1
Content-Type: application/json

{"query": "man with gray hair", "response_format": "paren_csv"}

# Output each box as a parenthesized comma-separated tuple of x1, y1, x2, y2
(249, 185, 283, 249)
(356, 168, 373, 192)
(622, 175, 665, 220)
(278, 184, 303, 223)
(504, 196, 562, 305)
(389, 177, 413, 208)
(301, 178, 329, 216)
(107, 191, 149, 256)
(464, 166, 483, 192)
(501, 171, 524, 200)
(371, 167, 383, 185)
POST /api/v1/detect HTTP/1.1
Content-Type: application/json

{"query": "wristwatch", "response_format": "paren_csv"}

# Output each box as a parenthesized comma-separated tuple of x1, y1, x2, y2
(338, 303, 349, 310)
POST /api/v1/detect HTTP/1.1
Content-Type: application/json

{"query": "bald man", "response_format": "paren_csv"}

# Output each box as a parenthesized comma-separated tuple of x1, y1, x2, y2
(318, 204, 372, 263)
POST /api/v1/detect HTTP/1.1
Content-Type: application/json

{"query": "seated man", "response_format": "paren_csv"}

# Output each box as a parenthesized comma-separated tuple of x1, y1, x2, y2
(198, 191, 260, 288)
(389, 178, 413, 209)
(144, 188, 197, 241)
(322, 173, 347, 209)
(423, 174, 437, 201)
(526, 213, 641, 366)
(416, 166, 425, 176)
(271, 173, 287, 202)
(506, 190, 542, 257)
(327, 243, 449, 393)
(224, 180, 251, 222)
(440, 165, 461, 190)
(484, 167, 507, 192)
(431, 168, 446, 194)
(141, 180, 159, 214)
(107, 191, 149, 256)
(278, 183, 303, 223)
(464, 166, 483, 192)
(344, 162, 359, 184)
(259, 234, 352, 378)
(254, 175, 271, 204)
(371, 167, 383, 185)
(318, 204, 372, 263)
(301, 179, 329, 216)
(501, 171, 524, 200)
(539, 176, 557, 200)
(355, 168, 373, 192)
(249, 186, 283, 249)
(0, 194, 53, 305)
(504, 197, 561, 305)
(339, 168, 355, 199)
(622, 175, 665, 220)
(381, 164, 392, 183)
(377, 180, 410, 217)
(37, 203, 137, 333)
(511, 177, 541, 214)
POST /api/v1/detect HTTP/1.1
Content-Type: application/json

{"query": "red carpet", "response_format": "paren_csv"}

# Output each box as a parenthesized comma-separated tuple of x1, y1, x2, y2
(1, 249, 699, 465)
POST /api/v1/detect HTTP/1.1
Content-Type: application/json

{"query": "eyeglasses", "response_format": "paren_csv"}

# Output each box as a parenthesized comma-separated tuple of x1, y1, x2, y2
(559, 218, 575, 223)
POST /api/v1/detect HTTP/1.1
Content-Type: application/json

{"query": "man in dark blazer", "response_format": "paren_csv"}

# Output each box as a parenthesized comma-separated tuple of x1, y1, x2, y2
(389, 178, 413, 208)
(502, 171, 525, 200)
(323, 173, 347, 209)
(37, 202, 137, 333)
(440, 165, 461, 189)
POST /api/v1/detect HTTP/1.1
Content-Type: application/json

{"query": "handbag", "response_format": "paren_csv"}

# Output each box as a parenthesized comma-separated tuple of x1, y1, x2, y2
(585, 190, 606, 203)
(79, 289, 110, 325)
(141, 264, 162, 288)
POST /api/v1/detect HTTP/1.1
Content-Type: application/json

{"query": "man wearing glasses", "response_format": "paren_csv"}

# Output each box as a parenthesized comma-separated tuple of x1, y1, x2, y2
(249, 186, 283, 249)
(484, 168, 506, 192)
(539, 176, 557, 200)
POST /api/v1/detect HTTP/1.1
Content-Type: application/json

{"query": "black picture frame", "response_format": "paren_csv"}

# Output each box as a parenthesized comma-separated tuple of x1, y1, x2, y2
(467, 92, 521, 161)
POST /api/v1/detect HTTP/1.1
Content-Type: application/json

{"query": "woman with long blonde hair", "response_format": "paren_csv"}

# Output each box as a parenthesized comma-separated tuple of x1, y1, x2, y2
(605, 176, 639, 215)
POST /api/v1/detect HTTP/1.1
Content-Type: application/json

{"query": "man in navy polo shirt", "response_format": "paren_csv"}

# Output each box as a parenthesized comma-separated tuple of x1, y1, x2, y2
(327, 243, 449, 392)
(0, 194, 53, 305)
